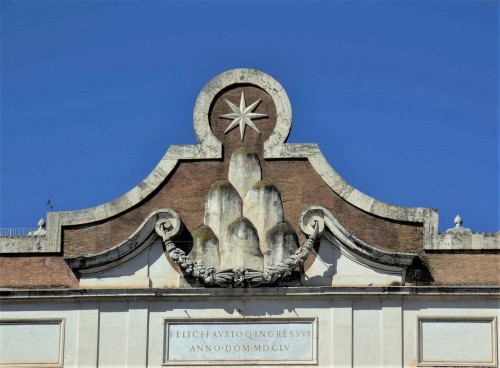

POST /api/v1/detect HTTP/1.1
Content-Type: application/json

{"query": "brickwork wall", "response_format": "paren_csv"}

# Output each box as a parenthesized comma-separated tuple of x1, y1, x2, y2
(0, 257, 78, 288)
(427, 253, 500, 285)
(63, 158, 424, 256)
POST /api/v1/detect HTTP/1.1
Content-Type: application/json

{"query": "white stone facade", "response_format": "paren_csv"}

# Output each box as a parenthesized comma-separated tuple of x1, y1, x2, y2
(1, 290, 498, 367)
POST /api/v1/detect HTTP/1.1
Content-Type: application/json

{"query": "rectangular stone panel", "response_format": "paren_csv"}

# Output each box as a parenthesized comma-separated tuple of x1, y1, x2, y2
(0, 319, 64, 367)
(353, 300, 382, 366)
(163, 318, 317, 365)
(98, 302, 128, 367)
(418, 317, 497, 366)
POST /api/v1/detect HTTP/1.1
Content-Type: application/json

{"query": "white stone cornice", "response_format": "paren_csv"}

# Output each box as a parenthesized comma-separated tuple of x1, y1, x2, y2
(1, 286, 498, 300)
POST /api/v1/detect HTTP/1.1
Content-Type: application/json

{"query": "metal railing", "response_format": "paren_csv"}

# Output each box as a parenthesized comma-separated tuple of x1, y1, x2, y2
(0, 228, 38, 237)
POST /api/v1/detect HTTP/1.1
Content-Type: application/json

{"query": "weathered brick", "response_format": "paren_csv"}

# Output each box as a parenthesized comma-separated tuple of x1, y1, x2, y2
(0, 257, 78, 288)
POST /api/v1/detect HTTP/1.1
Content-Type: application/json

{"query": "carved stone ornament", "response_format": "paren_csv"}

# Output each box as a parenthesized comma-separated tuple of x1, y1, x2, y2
(155, 148, 321, 288)
(219, 91, 268, 140)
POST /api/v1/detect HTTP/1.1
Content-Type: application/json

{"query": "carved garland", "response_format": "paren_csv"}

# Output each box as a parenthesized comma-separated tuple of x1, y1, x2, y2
(155, 218, 319, 288)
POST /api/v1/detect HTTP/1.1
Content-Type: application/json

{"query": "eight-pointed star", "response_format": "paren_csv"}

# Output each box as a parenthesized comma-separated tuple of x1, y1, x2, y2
(219, 91, 268, 141)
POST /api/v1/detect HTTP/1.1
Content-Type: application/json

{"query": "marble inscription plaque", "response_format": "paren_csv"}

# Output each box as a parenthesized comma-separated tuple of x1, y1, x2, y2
(163, 319, 316, 365)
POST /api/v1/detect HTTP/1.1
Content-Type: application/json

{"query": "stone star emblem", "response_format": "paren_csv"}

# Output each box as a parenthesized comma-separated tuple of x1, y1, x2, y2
(219, 91, 268, 141)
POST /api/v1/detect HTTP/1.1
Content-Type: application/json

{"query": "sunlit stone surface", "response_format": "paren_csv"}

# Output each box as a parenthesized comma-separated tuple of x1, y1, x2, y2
(204, 180, 242, 241)
(264, 222, 299, 268)
(190, 225, 220, 270)
(228, 147, 261, 200)
(220, 217, 263, 271)
(243, 180, 284, 254)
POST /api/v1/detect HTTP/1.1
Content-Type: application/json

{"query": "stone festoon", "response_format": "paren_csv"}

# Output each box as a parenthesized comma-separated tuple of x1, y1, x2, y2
(155, 146, 311, 287)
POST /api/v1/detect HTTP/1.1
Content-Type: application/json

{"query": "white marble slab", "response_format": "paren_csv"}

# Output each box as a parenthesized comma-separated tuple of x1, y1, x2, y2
(419, 317, 497, 366)
(163, 319, 316, 364)
(0, 319, 64, 366)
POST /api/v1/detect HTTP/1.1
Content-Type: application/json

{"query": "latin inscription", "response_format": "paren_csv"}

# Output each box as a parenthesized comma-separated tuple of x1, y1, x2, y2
(164, 320, 315, 364)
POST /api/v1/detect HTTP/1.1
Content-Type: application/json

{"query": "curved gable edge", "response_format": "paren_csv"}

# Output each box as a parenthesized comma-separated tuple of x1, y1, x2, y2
(44, 141, 438, 254)
(47, 143, 438, 251)
(42, 69, 438, 254)
(301, 205, 418, 267)
(63, 209, 180, 274)
(267, 142, 439, 249)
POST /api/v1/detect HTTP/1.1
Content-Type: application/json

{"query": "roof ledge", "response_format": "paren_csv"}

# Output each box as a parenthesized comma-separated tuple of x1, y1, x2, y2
(430, 215, 500, 251)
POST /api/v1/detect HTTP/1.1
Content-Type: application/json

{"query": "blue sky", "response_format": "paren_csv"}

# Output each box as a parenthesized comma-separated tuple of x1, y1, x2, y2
(1, 1, 498, 232)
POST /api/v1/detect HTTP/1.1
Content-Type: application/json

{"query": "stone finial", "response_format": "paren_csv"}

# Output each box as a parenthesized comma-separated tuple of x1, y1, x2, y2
(28, 218, 47, 236)
(438, 213, 499, 249)
(38, 218, 45, 229)
(444, 214, 471, 236)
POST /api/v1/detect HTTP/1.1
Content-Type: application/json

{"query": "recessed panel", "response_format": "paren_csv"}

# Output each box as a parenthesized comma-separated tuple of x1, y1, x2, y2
(418, 317, 497, 366)
(0, 319, 64, 367)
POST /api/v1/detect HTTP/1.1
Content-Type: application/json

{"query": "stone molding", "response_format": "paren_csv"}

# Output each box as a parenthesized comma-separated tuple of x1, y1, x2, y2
(64, 209, 181, 274)
(0, 236, 50, 254)
(435, 229, 500, 251)
(1, 286, 498, 300)
(430, 215, 500, 251)
(32, 69, 438, 253)
(300, 206, 417, 267)
(0, 219, 53, 254)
